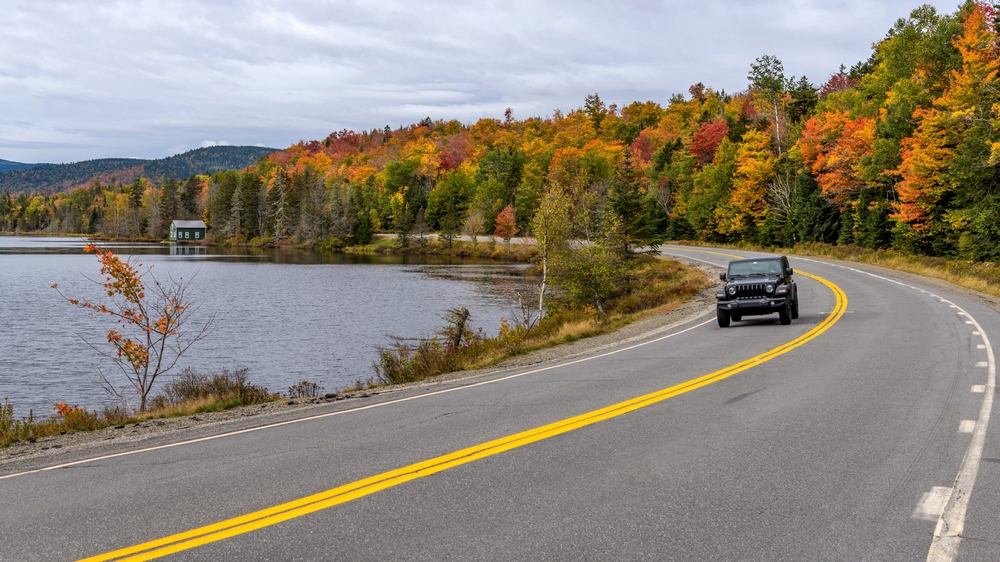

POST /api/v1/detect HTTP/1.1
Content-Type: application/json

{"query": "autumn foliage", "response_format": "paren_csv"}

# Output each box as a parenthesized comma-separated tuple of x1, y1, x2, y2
(6, 2, 1000, 260)
(689, 121, 729, 164)
(494, 204, 517, 253)
(799, 111, 874, 206)
(54, 245, 212, 412)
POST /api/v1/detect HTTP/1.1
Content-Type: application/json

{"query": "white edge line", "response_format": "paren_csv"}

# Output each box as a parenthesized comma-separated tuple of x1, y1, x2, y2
(666, 248, 995, 562)
(927, 306, 996, 561)
(1, 313, 717, 481)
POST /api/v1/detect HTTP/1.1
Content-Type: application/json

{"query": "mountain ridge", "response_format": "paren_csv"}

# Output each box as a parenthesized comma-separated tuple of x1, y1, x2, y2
(0, 146, 278, 193)
(0, 159, 44, 173)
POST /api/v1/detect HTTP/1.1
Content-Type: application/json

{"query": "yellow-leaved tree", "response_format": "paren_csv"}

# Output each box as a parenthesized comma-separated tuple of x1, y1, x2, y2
(716, 129, 775, 235)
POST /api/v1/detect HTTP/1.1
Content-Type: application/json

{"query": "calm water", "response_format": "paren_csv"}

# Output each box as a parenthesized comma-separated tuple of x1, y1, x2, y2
(0, 236, 534, 415)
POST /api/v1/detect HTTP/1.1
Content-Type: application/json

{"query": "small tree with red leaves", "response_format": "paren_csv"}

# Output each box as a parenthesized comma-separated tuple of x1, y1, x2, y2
(494, 204, 517, 254)
(53, 244, 213, 412)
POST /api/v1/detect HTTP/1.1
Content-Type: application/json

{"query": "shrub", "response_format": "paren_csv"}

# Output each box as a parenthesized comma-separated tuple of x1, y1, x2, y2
(313, 236, 345, 253)
(288, 380, 325, 398)
(153, 366, 275, 408)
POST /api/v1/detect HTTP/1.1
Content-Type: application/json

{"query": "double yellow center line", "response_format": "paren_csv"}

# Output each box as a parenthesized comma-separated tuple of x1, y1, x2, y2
(82, 271, 847, 562)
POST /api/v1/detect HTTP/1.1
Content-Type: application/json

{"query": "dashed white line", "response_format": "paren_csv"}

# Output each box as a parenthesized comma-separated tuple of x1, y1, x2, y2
(978, 345, 986, 350)
(959, 420, 976, 433)
(669, 248, 997, 562)
(972, 385, 986, 394)
(977, 361, 988, 368)
(928, 304, 997, 562)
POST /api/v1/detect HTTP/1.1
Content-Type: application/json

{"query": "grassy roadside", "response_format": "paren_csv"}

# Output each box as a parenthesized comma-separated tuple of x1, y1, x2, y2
(0, 368, 325, 449)
(672, 240, 1000, 300)
(373, 256, 710, 385)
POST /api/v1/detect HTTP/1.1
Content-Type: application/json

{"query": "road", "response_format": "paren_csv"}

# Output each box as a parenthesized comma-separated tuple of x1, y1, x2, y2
(2, 246, 999, 561)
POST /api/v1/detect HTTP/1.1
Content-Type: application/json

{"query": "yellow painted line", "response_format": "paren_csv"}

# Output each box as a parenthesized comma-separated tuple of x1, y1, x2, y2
(80, 271, 846, 562)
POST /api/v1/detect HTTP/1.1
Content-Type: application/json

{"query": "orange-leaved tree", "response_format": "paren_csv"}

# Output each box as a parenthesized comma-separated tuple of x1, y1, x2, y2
(798, 110, 874, 206)
(53, 244, 213, 412)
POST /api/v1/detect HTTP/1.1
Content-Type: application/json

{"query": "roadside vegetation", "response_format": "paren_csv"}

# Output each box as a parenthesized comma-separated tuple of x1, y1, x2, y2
(0, 367, 299, 449)
(374, 256, 707, 385)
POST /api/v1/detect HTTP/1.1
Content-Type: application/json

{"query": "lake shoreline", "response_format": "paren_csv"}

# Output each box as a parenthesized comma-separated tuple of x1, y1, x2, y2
(0, 256, 722, 467)
(1, 236, 535, 417)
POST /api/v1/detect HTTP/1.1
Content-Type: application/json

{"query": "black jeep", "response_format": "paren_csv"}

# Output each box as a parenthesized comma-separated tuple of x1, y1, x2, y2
(716, 256, 798, 327)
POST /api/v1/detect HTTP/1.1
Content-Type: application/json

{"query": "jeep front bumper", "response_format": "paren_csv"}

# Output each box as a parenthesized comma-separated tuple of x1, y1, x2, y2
(716, 297, 787, 311)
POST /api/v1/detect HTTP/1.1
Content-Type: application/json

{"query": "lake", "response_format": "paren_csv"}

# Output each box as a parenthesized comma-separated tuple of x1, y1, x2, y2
(0, 236, 535, 416)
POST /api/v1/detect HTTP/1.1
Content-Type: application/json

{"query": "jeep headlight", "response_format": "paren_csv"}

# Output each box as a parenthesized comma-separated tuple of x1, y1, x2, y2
(765, 284, 774, 294)
(727, 286, 736, 296)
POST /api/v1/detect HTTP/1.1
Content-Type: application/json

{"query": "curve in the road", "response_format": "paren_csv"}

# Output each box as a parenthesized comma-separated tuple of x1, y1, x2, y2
(80, 270, 847, 562)
(666, 248, 999, 562)
(792, 257, 998, 562)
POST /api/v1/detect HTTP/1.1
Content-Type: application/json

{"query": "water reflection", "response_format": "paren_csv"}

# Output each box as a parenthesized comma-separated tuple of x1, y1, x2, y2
(169, 244, 208, 256)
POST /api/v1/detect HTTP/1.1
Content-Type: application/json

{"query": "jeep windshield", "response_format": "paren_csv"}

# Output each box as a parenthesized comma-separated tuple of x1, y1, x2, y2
(727, 260, 782, 278)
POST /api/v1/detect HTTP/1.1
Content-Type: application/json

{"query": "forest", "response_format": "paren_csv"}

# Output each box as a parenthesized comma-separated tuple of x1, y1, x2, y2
(2, 2, 999, 262)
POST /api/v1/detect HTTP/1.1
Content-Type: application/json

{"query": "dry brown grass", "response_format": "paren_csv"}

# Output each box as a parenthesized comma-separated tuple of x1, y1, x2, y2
(550, 319, 601, 341)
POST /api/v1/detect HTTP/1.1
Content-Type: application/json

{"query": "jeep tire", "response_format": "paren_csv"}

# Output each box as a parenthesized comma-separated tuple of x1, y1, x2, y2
(790, 297, 799, 320)
(778, 299, 792, 325)
(717, 308, 731, 328)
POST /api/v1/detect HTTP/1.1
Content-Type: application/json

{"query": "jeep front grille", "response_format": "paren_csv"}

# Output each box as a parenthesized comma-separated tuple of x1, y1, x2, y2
(734, 284, 767, 300)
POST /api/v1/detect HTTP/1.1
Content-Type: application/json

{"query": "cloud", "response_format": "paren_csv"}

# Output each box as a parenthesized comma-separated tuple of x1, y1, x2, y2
(200, 140, 231, 148)
(0, 0, 958, 163)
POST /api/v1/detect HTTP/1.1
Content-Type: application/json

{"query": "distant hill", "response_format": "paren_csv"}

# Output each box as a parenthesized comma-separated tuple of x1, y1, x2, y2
(0, 146, 279, 194)
(0, 159, 44, 173)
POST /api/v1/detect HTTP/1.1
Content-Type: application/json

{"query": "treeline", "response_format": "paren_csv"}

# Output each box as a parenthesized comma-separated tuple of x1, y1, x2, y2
(0, 175, 205, 238)
(4, 2, 1000, 263)
(0, 146, 277, 195)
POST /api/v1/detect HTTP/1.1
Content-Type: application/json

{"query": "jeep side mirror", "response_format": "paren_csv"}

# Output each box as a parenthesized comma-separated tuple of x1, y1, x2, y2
(786, 267, 793, 276)
(719, 272, 727, 281)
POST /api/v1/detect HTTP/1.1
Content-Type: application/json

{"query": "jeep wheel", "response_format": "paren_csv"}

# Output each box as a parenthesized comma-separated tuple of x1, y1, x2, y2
(731, 314, 742, 322)
(717, 308, 731, 328)
(778, 300, 792, 325)
(790, 297, 799, 320)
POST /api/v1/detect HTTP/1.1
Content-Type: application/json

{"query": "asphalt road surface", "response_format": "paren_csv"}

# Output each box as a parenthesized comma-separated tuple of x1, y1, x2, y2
(2, 247, 999, 561)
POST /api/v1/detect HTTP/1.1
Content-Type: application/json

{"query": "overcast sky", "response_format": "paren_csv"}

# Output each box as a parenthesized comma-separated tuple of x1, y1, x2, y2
(0, 0, 957, 164)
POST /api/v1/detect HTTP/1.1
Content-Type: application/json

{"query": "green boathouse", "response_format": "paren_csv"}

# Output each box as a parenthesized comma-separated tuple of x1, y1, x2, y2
(169, 220, 206, 242)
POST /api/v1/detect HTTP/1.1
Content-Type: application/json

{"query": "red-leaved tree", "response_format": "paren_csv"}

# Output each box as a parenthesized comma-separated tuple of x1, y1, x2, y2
(494, 204, 517, 254)
(689, 120, 729, 164)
